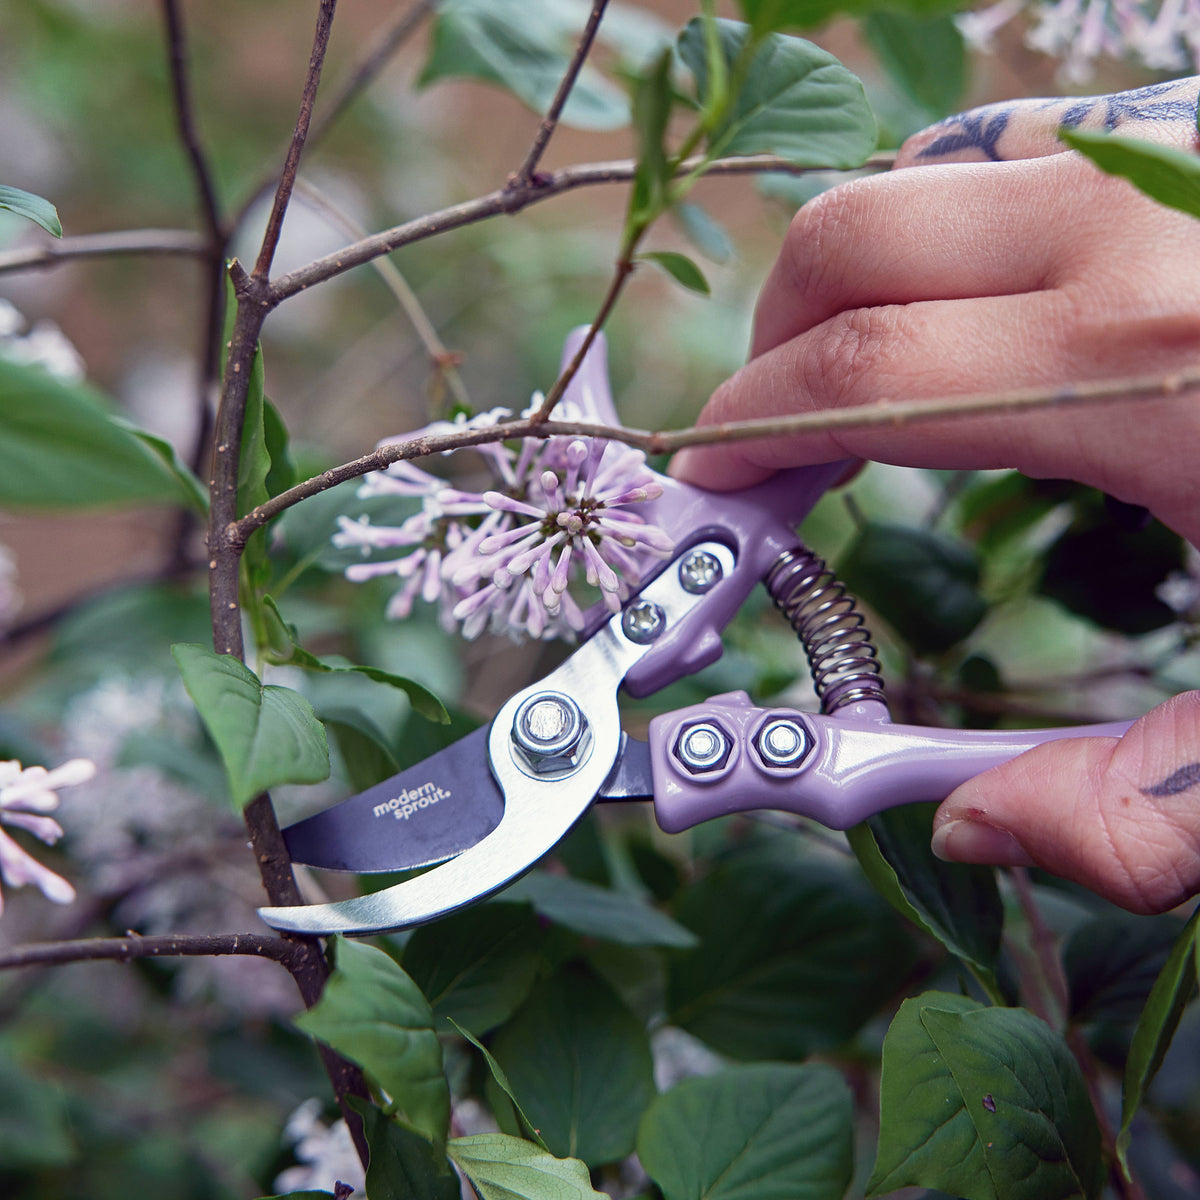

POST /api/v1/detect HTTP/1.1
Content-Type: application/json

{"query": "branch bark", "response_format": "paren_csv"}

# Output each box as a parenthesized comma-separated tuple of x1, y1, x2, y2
(510, 0, 612, 187)
(0, 229, 207, 275)
(268, 151, 895, 304)
(230, 363, 1197, 540)
(0, 931, 301, 973)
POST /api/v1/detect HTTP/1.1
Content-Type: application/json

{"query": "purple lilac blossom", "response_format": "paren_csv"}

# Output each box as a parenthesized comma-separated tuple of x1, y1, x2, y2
(333, 400, 674, 642)
(958, 0, 1200, 79)
(0, 757, 95, 916)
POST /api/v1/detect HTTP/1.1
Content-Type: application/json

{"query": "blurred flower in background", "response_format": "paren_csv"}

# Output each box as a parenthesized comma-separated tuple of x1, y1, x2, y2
(0, 298, 86, 382)
(0, 755, 94, 915)
(334, 399, 673, 642)
(274, 1098, 365, 1197)
(958, 0, 1200, 79)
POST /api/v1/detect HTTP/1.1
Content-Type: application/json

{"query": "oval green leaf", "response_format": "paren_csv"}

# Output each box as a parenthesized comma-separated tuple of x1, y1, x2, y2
(489, 964, 655, 1166)
(640, 251, 711, 295)
(448, 1133, 606, 1200)
(0, 184, 61, 236)
(296, 939, 450, 1149)
(0, 361, 198, 509)
(352, 1098, 459, 1200)
(1060, 128, 1200, 222)
(172, 643, 330, 809)
(678, 19, 876, 167)
(868, 993, 1104, 1199)
(638, 1062, 854, 1200)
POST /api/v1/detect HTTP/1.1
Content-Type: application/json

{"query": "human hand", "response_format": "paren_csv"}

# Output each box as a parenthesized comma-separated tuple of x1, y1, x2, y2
(672, 78, 1200, 547)
(673, 80, 1200, 913)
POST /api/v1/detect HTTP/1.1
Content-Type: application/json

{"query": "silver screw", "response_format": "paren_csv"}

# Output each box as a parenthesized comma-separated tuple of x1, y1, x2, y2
(679, 549, 723, 594)
(512, 691, 590, 775)
(675, 721, 731, 774)
(622, 600, 666, 644)
(755, 718, 811, 768)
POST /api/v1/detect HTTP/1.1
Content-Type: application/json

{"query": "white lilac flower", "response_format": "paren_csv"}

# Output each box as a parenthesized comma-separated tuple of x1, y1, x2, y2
(334, 403, 674, 642)
(957, 0, 1200, 78)
(274, 1098, 365, 1197)
(0, 299, 86, 382)
(0, 757, 95, 916)
(0, 544, 20, 630)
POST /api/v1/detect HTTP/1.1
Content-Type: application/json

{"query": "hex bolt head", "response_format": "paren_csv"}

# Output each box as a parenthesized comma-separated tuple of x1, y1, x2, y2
(678, 549, 724, 594)
(754, 718, 812, 769)
(622, 600, 666, 644)
(674, 720, 732, 774)
(512, 691, 590, 776)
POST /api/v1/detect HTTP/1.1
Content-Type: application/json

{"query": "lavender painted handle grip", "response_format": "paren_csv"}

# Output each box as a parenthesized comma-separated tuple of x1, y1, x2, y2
(649, 690, 1135, 832)
(557, 326, 851, 696)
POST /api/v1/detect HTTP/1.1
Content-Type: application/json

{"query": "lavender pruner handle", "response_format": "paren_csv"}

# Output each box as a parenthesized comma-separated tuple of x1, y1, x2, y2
(649, 690, 1135, 832)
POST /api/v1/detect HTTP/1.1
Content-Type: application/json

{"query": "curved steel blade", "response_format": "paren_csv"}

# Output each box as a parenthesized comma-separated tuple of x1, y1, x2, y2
(282, 725, 502, 873)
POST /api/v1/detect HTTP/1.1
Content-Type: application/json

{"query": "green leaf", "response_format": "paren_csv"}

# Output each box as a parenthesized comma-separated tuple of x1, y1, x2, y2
(847, 801, 1003, 978)
(0, 1050, 75, 1168)
(236, 338, 269, 518)
(449, 1133, 607, 1200)
(739, 0, 961, 32)
(116, 420, 209, 513)
(1064, 910, 1188, 1024)
(352, 1098, 459, 1200)
(677, 19, 875, 167)
(403, 903, 546, 1034)
(667, 846, 916, 1059)
(1061, 128, 1200, 222)
(0, 360, 196, 509)
(419, 0, 630, 130)
(628, 46, 674, 231)
(501, 869, 699, 948)
(838, 522, 987, 654)
(325, 714, 401, 792)
(263, 596, 449, 724)
(296, 939, 451, 1148)
(1118, 904, 1200, 1172)
(640, 250, 711, 295)
(868, 993, 1104, 1200)
(489, 964, 655, 1166)
(171, 642, 330, 809)
(448, 1019, 548, 1149)
(672, 201, 734, 263)
(638, 1062, 854, 1200)
(863, 12, 965, 118)
(0, 184, 62, 236)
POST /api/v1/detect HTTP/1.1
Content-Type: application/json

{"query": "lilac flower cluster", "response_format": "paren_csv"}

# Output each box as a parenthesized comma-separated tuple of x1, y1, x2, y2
(959, 0, 1200, 80)
(0, 757, 94, 917)
(333, 405, 674, 642)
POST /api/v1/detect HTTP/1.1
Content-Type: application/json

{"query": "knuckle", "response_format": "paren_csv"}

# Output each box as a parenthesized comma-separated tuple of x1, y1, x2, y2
(778, 181, 871, 301)
(804, 304, 907, 405)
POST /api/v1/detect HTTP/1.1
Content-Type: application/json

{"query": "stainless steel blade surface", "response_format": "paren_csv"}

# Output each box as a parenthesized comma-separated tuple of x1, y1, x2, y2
(595, 735, 653, 802)
(282, 724, 503, 872)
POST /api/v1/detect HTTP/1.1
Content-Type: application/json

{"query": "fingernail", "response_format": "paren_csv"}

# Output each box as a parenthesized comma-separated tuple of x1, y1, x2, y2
(931, 819, 1035, 867)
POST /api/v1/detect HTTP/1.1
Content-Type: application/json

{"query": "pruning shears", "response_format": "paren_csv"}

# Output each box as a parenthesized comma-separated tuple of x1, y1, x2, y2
(258, 332, 1133, 937)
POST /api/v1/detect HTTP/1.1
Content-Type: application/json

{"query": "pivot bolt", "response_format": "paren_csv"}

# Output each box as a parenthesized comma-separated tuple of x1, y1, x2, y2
(512, 691, 590, 776)
(678, 549, 724, 594)
(674, 721, 732, 774)
(754, 718, 811, 769)
(622, 600, 666, 644)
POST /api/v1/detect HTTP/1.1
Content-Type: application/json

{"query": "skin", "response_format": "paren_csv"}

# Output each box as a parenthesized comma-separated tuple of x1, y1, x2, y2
(673, 78, 1200, 914)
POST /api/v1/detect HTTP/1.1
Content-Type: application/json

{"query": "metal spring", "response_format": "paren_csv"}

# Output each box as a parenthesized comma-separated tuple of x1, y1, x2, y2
(764, 544, 887, 714)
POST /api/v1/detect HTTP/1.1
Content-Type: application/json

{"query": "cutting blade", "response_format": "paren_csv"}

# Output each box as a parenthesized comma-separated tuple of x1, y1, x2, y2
(283, 729, 655, 875)
(282, 724, 503, 873)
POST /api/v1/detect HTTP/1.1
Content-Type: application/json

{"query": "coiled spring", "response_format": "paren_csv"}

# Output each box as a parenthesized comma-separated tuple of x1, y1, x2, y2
(765, 544, 886, 714)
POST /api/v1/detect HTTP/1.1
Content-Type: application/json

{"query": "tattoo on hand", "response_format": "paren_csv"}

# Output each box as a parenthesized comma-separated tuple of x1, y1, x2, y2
(918, 80, 1199, 163)
(1142, 761, 1200, 797)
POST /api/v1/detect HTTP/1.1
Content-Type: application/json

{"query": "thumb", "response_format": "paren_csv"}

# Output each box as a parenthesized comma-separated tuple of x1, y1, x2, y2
(931, 692, 1200, 914)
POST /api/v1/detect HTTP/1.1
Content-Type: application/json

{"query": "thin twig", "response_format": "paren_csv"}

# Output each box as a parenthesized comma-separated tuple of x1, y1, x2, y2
(230, 363, 1199, 539)
(253, 0, 340, 280)
(292, 177, 471, 410)
(0, 931, 300, 973)
(530, 255, 634, 421)
(0, 229, 207, 274)
(511, 0, 612, 187)
(232, 0, 438, 233)
(161, 0, 223, 244)
(268, 151, 895, 304)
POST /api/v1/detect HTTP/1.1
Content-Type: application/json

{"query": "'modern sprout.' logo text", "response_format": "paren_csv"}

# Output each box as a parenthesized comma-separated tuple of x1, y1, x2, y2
(373, 782, 449, 820)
